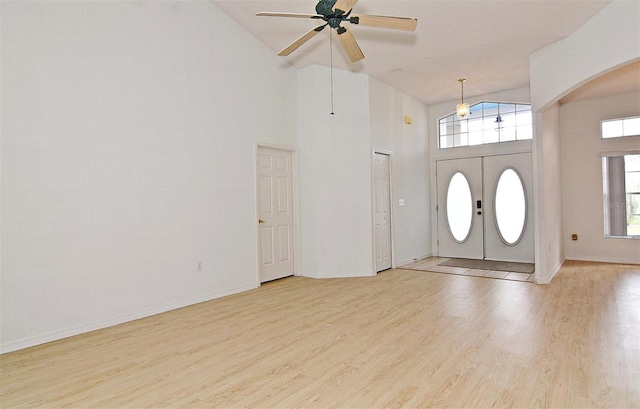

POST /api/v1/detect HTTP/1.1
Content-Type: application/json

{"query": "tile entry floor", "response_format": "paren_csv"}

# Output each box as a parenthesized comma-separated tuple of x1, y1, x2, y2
(400, 257, 535, 283)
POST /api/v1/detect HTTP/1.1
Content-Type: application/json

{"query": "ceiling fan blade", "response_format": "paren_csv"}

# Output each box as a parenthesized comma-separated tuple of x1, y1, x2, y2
(337, 27, 364, 62)
(353, 14, 418, 31)
(277, 25, 326, 56)
(256, 12, 319, 19)
(333, 0, 359, 14)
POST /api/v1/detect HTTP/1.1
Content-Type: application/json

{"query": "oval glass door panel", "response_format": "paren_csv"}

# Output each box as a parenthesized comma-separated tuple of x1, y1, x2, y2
(446, 172, 473, 242)
(494, 168, 526, 245)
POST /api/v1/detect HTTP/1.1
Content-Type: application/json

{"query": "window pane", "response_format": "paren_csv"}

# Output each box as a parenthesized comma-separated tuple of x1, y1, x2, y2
(516, 110, 532, 126)
(468, 117, 483, 145)
(447, 173, 473, 242)
(516, 125, 533, 140)
(485, 129, 499, 144)
(453, 132, 468, 147)
(468, 118, 483, 133)
(499, 103, 516, 115)
(627, 193, 640, 214)
(483, 103, 499, 118)
(602, 120, 623, 138)
(483, 117, 495, 132)
(469, 131, 483, 145)
(469, 103, 484, 117)
(501, 112, 516, 128)
(469, 119, 484, 145)
(625, 154, 640, 172)
(626, 171, 640, 193)
(627, 193, 640, 236)
(495, 169, 527, 244)
(450, 121, 459, 135)
(623, 117, 640, 136)
(459, 132, 468, 146)
(500, 127, 517, 142)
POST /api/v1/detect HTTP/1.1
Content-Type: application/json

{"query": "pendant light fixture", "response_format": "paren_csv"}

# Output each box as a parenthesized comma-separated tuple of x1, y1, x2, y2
(456, 78, 470, 119)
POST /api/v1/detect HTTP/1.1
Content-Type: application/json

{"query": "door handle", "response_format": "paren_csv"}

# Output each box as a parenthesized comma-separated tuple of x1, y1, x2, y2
(258, 219, 265, 224)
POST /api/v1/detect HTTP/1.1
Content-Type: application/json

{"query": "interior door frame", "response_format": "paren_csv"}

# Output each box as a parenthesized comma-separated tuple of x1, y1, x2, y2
(371, 149, 395, 274)
(255, 143, 300, 285)
(435, 152, 534, 262)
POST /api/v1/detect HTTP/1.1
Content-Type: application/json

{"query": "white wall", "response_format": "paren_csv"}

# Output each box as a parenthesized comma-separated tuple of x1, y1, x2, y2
(529, 0, 640, 282)
(560, 92, 640, 264)
(369, 78, 430, 266)
(1, 0, 435, 352)
(1, 0, 298, 352)
(530, 0, 640, 110)
(533, 105, 564, 284)
(297, 65, 373, 278)
(297, 68, 431, 277)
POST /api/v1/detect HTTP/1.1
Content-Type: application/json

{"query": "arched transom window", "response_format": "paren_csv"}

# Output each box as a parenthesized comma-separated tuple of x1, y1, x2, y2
(439, 101, 532, 149)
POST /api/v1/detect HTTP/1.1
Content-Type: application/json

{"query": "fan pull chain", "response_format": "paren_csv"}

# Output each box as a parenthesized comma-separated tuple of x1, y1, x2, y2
(330, 30, 335, 115)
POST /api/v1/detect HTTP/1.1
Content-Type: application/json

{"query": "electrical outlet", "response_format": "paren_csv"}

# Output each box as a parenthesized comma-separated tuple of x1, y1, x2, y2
(197, 261, 203, 271)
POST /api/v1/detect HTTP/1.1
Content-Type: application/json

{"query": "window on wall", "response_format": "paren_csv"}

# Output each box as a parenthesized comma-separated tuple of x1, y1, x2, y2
(438, 102, 532, 149)
(601, 116, 640, 139)
(602, 152, 640, 238)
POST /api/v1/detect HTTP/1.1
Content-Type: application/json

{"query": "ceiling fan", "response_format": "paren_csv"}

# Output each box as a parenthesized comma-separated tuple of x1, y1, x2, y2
(256, 0, 418, 63)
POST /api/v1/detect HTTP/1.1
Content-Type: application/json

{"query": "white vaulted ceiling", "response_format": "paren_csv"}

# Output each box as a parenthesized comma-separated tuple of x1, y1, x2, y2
(210, 0, 613, 105)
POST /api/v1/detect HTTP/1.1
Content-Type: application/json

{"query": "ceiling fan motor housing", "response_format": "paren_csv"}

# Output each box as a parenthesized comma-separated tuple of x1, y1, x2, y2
(316, 0, 337, 17)
(329, 18, 345, 30)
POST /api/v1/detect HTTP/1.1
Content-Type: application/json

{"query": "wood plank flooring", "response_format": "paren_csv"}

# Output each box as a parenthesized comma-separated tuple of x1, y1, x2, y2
(1, 261, 639, 408)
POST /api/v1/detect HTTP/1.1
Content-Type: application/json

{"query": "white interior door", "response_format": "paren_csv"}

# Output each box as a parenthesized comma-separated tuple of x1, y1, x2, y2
(257, 147, 294, 282)
(374, 153, 392, 272)
(436, 154, 534, 262)
(483, 153, 534, 263)
(436, 157, 484, 259)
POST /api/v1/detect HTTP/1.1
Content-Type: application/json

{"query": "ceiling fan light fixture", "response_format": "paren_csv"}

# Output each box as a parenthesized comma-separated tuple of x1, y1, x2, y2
(456, 78, 469, 119)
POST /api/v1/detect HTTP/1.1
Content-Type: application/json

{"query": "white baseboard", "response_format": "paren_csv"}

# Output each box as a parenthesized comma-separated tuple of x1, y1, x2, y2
(0, 284, 258, 354)
(565, 256, 640, 265)
(535, 259, 565, 284)
(299, 270, 376, 279)
(317, 272, 374, 278)
(396, 253, 432, 268)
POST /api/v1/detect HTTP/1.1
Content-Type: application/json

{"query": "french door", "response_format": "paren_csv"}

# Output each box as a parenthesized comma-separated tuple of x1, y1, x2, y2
(436, 153, 534, 263)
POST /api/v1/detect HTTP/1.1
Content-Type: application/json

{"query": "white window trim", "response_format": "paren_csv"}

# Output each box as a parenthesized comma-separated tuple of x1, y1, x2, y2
(601, 116, 640, 139)
(601, 149, 640, 240)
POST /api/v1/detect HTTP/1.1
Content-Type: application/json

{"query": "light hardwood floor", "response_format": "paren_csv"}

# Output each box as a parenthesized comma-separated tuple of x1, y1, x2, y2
(1, 261, 639, 408)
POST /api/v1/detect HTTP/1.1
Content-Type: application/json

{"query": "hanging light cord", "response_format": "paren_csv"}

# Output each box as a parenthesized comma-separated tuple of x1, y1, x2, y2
(330, 30, 335, 115)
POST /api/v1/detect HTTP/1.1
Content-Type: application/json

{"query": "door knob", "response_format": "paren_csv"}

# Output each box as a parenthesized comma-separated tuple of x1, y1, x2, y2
(258, 219, 265, 224)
